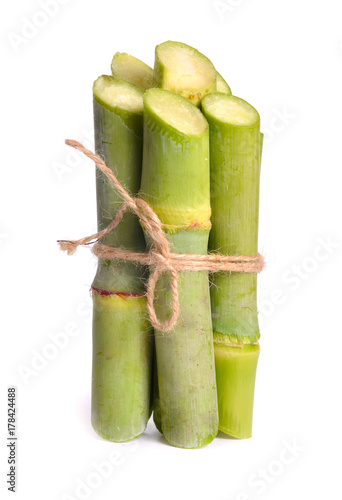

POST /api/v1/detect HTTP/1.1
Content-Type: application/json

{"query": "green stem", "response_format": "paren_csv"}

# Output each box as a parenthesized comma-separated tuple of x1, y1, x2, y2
(201, 92, 261, 438)
(91, 75, 153, 442)
(140, 88, 218, 448)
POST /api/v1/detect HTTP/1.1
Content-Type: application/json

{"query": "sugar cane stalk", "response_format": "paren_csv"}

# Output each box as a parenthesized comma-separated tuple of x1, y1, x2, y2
(91, 75, 153, 442)
(140, 88, 218, 448)
(202, 92, 261, 439)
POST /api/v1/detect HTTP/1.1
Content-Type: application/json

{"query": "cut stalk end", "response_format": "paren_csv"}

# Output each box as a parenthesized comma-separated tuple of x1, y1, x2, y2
(111, 52, 154, 91)
(93, 75, 144, 115)
(154, 41, 216, 105)
(144, 87, 208, 137)
(202, 92, 259, 126)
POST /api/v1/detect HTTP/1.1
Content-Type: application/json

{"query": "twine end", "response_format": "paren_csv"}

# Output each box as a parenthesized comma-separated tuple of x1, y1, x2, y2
(58, 240, 78, 256)
(65, 139, 80, 149)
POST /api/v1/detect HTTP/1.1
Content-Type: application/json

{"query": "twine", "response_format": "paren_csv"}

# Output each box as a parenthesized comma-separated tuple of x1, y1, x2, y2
(58, 140, 264, 332)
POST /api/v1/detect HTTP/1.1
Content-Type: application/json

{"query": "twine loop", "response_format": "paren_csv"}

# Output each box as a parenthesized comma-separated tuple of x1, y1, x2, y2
(58, 140, 264, 332)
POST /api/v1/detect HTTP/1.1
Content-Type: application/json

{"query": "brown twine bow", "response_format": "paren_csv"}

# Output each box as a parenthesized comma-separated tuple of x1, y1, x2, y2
(58, 140, 265, 332)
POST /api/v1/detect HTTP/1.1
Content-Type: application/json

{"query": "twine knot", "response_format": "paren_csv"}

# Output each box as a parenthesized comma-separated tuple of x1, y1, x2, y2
(58, 140, 264, 332)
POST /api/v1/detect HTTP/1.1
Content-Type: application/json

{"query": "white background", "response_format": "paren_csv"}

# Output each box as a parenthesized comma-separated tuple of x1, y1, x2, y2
(1, 0, 342, 498)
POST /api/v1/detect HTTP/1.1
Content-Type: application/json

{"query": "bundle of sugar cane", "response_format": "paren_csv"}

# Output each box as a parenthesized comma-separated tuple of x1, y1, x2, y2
(59, 40, 263, 448)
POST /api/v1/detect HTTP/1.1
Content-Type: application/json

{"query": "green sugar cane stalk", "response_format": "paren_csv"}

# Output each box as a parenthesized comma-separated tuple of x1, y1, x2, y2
(140, 88, 218, 448)
(202, 92, 261, 439)
(91, 75, 153, 442)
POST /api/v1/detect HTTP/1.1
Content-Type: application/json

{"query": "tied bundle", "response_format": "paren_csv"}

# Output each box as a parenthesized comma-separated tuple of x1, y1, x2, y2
(59, 41, 264, 449)
(58, 139, 264, 333)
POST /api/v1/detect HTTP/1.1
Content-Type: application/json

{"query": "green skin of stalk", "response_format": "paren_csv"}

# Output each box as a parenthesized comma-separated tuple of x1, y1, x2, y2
(152, 229, 217, 448)
(216, 72, 232, 95)
(151, 350, 162, 434)
(140, 89, 218, 448)
(92, 95, 146, 292)
(202, 94, 261, 439)
(91, 89, 153, 443)
(92, 293, 153, 441)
